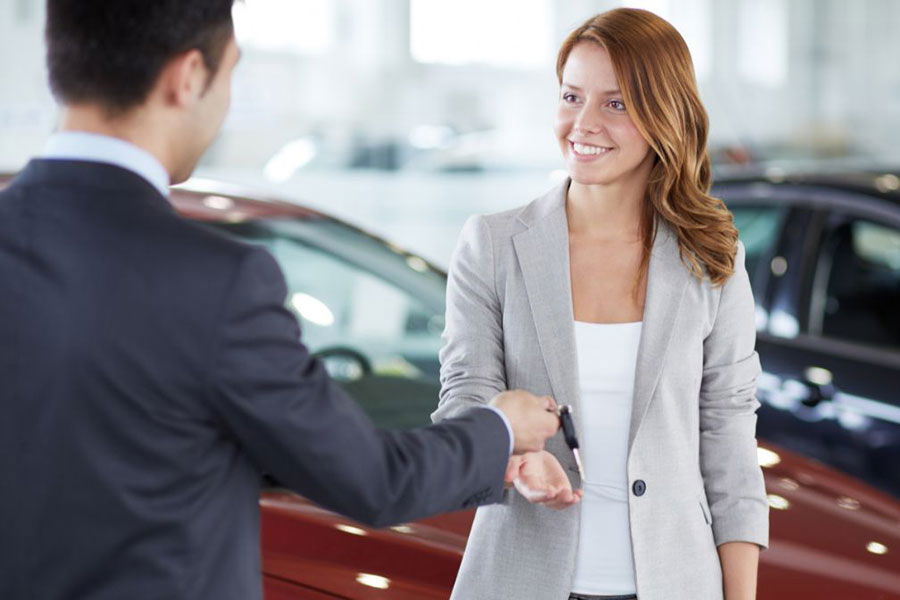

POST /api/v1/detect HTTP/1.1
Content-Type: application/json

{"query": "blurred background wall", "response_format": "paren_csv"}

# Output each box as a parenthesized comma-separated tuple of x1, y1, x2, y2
(3, 0, 899, 265)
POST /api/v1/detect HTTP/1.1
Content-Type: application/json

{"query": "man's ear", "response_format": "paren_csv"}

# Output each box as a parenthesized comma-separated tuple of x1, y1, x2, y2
(157, 49, 209, 109)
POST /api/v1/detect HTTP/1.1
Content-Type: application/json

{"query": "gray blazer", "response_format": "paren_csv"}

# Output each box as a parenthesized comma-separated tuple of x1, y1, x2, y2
(433, 180, 769, 600)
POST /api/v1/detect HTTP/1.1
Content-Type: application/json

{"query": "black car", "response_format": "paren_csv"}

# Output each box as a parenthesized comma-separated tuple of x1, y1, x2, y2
(716, 168, 900, 498)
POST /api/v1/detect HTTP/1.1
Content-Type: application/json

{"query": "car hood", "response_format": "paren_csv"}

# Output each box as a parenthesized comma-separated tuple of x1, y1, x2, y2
(261, 491, 468, 599)
(756, 441, 900, 596)
(260, 441, 900, 598)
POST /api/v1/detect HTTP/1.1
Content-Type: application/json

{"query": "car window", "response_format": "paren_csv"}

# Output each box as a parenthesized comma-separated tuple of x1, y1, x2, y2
(811, 218, 900, 352)
(730, 205, 782, 289)
(211, 219, 446, 429)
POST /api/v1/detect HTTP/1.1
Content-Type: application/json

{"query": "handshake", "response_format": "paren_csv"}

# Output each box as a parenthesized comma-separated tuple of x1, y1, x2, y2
(491, 390, 584, 510)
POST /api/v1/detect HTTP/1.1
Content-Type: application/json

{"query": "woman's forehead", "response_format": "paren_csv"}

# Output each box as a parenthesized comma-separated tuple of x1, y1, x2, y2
(561, 43, 620, 91)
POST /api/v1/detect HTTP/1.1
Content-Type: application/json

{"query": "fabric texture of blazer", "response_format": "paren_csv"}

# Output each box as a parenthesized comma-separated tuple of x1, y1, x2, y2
(433, 179, 769, 600)
(0, 160, 510, 600)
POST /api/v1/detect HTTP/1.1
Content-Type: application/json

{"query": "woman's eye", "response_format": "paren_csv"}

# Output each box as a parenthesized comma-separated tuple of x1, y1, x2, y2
(562, 93, 578, 103)
(608, 100, 626, 111)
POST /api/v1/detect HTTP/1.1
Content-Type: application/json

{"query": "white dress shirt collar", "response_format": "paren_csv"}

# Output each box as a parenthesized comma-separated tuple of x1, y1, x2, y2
(42, 131, 170, 197)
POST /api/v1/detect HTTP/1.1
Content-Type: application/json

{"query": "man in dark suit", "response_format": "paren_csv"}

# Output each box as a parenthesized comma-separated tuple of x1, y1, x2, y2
(0, 2, 560, 598)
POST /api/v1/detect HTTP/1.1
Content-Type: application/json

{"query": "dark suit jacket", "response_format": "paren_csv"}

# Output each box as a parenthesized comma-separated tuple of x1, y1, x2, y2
(0, 160, 508, 600)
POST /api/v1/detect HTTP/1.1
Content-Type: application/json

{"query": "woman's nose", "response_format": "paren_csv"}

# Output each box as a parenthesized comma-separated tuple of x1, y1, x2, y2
(573, 105, 605, 135)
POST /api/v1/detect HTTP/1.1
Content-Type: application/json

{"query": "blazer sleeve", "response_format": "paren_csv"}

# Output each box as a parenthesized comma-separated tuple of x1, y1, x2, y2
(432, 215, 508, 421)
(699, 240, 770, 550)
(205, 246, 509, 527)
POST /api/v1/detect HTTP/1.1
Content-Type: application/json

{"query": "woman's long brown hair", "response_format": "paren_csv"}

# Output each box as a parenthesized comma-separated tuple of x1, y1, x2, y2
(558, 8, 739, 289)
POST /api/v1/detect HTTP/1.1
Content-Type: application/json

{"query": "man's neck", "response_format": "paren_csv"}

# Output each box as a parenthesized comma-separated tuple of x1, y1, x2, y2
(59, 105, 174, 179)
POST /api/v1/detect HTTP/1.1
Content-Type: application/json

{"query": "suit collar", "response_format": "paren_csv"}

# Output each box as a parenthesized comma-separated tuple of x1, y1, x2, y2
(512, 179, 691, 458)
(11, 159, 174, 214)
(42, 131, 170, 198)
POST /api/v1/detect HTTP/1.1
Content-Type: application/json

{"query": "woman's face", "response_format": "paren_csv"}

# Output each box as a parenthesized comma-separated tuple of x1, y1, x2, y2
(554, 42, 654, 187)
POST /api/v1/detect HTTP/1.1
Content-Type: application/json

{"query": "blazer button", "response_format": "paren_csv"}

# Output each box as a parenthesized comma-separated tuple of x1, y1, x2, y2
(632, 479, 646, 496)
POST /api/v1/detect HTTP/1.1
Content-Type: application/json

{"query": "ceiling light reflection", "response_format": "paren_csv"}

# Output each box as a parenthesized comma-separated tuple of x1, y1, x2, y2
(866, 541, 888, 555)
(391, 525, 414, 534)
(290, 293, 334, 327)
(804, 366, 833, 386)
(757, 447, 781, 468)
(406, 256, 428, 272)
(778, 477, 799, 491)
(836, 496, 861, 511)
(769, 308, 798, 337)
(203, 195, 235, 211)
(335, 524, 367, 536)
(767, 494, 790, 510)
(874, 174, 900, 193)
(264, 138, 318, 183)
(356, 573, 391, 589)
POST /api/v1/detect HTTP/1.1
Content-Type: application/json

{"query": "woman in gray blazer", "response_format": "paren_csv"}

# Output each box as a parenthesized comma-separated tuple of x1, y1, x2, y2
(432, 8, 769, 600)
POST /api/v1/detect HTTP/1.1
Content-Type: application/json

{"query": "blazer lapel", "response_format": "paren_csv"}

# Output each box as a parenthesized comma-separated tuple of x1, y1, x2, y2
(627, 221, 690, 454)
(511, 180, 692, 455)
(512, 185, 582, 439)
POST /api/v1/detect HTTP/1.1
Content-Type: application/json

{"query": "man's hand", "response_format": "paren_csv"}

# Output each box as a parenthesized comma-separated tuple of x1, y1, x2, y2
(505, 451, 582, 509)
(490, 390, 559, 454)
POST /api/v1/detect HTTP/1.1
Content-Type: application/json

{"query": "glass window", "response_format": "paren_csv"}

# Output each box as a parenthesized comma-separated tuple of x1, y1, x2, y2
(730, 205, 782, 288)
(232, 0, 336, 54)
(813, 219, 900, 351)
(213, 219, 447, 429)
(410, 0, 552, 68)
(738, 0, 788, 87)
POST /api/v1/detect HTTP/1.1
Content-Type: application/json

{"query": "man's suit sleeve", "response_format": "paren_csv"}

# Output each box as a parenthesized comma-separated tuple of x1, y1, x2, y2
(205, 246, 509, 527)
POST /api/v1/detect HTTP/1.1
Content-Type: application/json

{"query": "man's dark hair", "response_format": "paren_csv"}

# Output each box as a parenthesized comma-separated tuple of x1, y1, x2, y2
(46, 0, 235, 113)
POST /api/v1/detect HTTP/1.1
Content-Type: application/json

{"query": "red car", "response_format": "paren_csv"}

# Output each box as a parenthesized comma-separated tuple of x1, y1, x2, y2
(3, 173, 899, 599)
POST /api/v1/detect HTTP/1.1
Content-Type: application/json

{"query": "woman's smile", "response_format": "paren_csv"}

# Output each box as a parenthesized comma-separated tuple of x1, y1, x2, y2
(570, 140, 615, 160)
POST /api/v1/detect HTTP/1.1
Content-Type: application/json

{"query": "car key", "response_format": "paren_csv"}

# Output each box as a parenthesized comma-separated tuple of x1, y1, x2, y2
(557, 405, 585, 484)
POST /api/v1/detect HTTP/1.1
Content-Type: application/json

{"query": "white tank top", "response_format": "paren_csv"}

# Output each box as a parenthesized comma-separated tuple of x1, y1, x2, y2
(571, 320, 641, 595)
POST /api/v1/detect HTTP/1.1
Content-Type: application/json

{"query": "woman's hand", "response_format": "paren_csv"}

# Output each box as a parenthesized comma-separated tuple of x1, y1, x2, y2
(505, 451, 583, 509)
(718, 541, 759, 600)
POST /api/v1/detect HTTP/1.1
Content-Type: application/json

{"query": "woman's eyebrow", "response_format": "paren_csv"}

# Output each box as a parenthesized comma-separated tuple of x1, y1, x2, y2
(561, 82, 622, 95)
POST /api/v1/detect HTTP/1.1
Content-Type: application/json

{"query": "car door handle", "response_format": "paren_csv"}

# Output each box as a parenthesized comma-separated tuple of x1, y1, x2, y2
(800, 366, 836, 407)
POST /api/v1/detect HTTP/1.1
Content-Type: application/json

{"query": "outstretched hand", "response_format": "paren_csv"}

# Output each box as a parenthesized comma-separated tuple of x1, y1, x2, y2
(490, 390, 559, 454)
(505, 451, 583, 510)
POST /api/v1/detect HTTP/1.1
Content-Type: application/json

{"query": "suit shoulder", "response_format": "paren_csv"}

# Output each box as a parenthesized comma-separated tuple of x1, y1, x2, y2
(482, 203, 525, 224)
(122, 211, 282, 321)
(476, 197, 539, 239)
(152, 211, 263, 268)
(476, 206, 518, 236)
(481, 180, 566, 233)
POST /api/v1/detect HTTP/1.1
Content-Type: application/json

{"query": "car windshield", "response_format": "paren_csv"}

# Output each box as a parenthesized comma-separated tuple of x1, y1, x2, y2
(210, 217, 447, 429)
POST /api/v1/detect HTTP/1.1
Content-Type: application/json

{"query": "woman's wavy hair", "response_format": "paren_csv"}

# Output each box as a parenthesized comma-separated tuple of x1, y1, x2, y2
(557, 8, 739, 287)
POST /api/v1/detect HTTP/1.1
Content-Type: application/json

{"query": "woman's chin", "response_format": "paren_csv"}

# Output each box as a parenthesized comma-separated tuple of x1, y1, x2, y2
(567, 161, 651, 188)
(568, 170, 618, 186)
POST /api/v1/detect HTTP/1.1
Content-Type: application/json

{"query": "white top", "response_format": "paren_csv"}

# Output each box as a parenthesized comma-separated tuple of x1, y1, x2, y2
(571, 320, 641, 596)
(42, 131, 170, 197)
